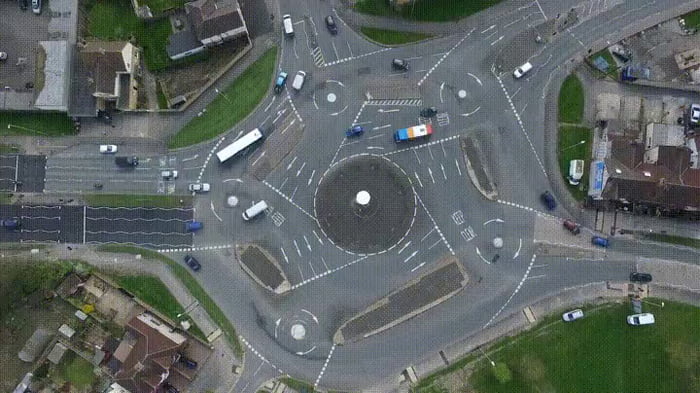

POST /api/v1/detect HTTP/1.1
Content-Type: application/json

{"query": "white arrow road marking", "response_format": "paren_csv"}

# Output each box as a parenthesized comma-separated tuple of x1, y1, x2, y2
(182, 154, 199, 162)
(513, 238, 522, 259)
(483, 218, 505, 225)
(475, 246, 491, 264)
(281, 247, 289, 263)
(210, 201, 223, 222)
(403, 250, 418, 263)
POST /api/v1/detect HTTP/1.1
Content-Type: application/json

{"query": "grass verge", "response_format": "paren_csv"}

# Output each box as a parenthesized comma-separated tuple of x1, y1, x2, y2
(168, 46, 278, 148)
(86, 0, 173, 71)
(360, 27, 432, 45)
(84, 194, 192, 208)
(641, 233, 700, 249)
(682, 10, 700, 29)
(0, 144, 21, 153)
(415, 300, 700, 393)
(0, 111, 75, 136)
(139, 0, 186, 13)
(156, 81, 169, 109)
(557, 125, 592, 201)
(558, 74, 584, 123)
(280, 378, 317, 392)
(355, 0, 503, 21)
(95, 244, 243, 357)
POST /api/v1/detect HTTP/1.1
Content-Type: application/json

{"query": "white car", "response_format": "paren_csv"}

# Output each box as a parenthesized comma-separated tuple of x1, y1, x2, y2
(161, 170, 178, 180)
(627, 313, 655, 326)
(32, 0, 41, 14)
(99, 144, 117, 153)
(513, 62, 533, 79)
(188, 183, 210, 192)
(0, 52, 7, 61)
(292, 70, 306, 91)
(562, 309, 584, 322)
(690, 104, 700, 124)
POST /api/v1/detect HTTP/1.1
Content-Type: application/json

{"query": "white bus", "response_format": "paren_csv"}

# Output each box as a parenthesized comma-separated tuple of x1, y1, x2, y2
(216, 128, 264, 163)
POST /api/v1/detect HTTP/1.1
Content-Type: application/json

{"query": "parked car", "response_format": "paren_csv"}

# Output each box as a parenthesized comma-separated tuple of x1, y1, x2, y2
(345, 125, 364, 137)
(630, 272, 652, 283)
(161, 170, 178, 180)
(188, 183, 210, 192)
(183, 255, 201, 271)
(540, 191, 556, 210)
(99, 144, 117, 154)
(562, 219, 581, 235)
(0, 52, 7, 61)
(690, 104, 700, 125)
(274, 71, 288, 94)
(392, 58, 409, 71)
(179, 355, 198, 369)
(19, 0, 28, 11)
(420, 107, 438, 118)
(627, 313, 655, 325)
(562, 309, 584, 322)
(1, 218, 20, 229)
(591, 236, 610, 248)
(325, 15, 338, 35)
(31, 0, 41, 14)
(185, 221, 203, 232)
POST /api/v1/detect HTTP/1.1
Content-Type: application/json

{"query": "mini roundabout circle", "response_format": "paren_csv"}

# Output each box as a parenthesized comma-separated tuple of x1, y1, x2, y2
(274, 310, 323, 356)
(312, 80, 349, 116)
(314, 154, 417, 256)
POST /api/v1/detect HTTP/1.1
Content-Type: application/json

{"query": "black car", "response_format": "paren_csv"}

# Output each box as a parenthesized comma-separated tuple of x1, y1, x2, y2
(178, 354, 198, 369)
(420, 107, 438, 118)
(184, 255, 201, 271)
(392, 58, 409, 71)
(325, 15, 338, 35)
(541, 191, 556, 210)
(19, 0, 28, 10)
(630, 272, 652, 283)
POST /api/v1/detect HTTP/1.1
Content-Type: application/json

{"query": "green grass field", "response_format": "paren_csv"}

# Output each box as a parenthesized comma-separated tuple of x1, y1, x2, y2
(558, 74, 584, 124)
(642, 233, 700, 249)
(84, 194, 193, 208)
(168, 47, 278, 148)
(57, 352, 96, 389)
(355, 0, 503, 21)
(360, 27, 432, 45)
(682, 10, 700, 29)
(86, 0, 173, 71)
(115, 275, 185, 320)
(0, 111, 75, 136)
(96, 244, 243, 356)
(415, 300, 700, 393)
(557, 125, 592, 201)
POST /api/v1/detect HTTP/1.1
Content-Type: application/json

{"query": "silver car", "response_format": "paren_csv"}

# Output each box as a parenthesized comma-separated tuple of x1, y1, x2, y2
(562, 309, 584, 322)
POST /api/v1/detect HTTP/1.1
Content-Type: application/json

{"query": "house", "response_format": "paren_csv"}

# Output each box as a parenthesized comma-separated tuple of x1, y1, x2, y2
(70, 41, 141, 116)
(106, 313, 210, 393)
(166, 0, 249, 61)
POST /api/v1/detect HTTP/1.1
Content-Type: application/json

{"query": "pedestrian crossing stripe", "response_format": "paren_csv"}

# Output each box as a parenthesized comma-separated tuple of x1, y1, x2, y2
(157, 244, 233, 253)
(365, 99, 423, 106)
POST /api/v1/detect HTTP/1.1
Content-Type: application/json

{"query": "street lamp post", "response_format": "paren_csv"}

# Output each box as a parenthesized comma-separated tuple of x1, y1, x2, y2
(477, 346, 496, 367)
(562, 139, 586, 151)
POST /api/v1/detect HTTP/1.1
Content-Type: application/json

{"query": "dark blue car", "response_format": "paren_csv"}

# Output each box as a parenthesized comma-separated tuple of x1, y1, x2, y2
(591, 236, 610, 248)
(1, 218, 20, 229)
(346, 125, 364, 137)
(185, 221, 203, 232)
(541, 191, 556, 210)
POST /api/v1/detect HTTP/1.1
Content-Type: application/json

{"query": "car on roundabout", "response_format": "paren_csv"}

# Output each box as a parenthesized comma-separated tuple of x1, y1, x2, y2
(274, 71, 288, 94)
(188, 183, 210, 192)
(562, 309, 584, 322)
(541, 191, 557, 210)
(99, 144, 117, 153)
(346, 125, 364, 137)
(184, 255, 201, 271)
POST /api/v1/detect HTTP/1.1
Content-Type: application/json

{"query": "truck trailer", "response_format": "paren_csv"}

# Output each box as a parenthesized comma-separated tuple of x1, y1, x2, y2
(394, 124, 433, 142)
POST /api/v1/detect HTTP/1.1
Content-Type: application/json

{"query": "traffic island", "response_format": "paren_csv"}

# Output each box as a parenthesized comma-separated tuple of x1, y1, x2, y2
(314, 154, 417, 255)
(460, 136, 498, 200)
(333, 257, 468, 345)
(236, 244, 290, 294)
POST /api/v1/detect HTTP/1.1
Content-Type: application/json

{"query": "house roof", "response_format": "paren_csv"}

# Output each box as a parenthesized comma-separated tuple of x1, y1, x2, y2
(79, 41, 129, 95)
(186, 0, 244, 41)
(602, 177, 700, 209)
(610, 136, 644, 169)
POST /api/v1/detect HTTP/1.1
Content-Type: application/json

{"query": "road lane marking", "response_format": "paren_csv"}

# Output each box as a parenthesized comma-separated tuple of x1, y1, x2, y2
(286, 156, 297, 171)
(411, 262, 426, 272)
(372, 124, 392, 130)
(534, 0, 547, 19)
(182, 154, 199, 162)
(280, 177, 288, 190)
(514, 238, 523, 259)
(455, 159, 462, 176)
(440, 82, 445, 103)
(441, 164, 447, 180)
(281, 247, 289, 263)
(304, 235, 312, 252)
(490, 35, 504, 46)
(418, 28, 474, 86)
(296, 162, 306, 177)
(262, 180, 317, 221)
(397, 241, 411, 254)
(483, 218, 505, 225)
(428, 167, 435, 183)
(415, 192, 454, 255)
(414, 172, 423, 188)
(480, 24, 496, 34)
(314, 344, 337, 388)
(403, 250, 418, 263)
(428, 239, 441, 250)
(312, 229, 324, 245)
(307, 169, 316, 186)
(421, 228, 435, 242)
(294, 240, 302, 256)
(484, 254, 538, 328)
(475, 246, 490, 264)
(467, 72, 482, 86)
(210, 201, 223, 222)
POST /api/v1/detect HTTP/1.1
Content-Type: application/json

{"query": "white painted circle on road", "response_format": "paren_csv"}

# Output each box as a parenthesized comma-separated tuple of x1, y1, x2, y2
(227, 196, 239, 207)
(355, 190, 371, 206)
(493, 237, 503, 249)
(291, 324, 306, 340)
(327, 93, 337, 103)
(458, 90, 467, 99)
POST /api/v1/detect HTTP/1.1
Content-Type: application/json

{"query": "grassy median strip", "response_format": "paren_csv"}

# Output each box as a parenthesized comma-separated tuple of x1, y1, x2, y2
(168, 46, 278, 149)
(641, 233, 700, 249)
(414, 300, 700, 393)
(96, 244, 243, 357)
(558, 74, 584, 124)
(0, 111, 75, 136)
(360, 27, 432, 45)
(355, 0, 503, 21)
(84, 194, 192, 208)
(557, 125, 592, 201)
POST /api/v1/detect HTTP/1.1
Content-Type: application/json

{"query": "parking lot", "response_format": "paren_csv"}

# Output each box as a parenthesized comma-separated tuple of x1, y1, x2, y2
(0, 204, 194, 248)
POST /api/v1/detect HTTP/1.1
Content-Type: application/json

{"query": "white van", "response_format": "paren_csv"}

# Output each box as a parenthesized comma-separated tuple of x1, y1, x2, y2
(243, 200, 268, 221)
(292, 71, 306, 91)
(568, 159, 584, 185)
(513, 61, 533, 78)
(282, 15, 294, 37)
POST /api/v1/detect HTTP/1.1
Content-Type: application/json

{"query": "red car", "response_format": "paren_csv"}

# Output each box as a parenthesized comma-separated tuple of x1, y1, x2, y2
(563, 219, 580, 235)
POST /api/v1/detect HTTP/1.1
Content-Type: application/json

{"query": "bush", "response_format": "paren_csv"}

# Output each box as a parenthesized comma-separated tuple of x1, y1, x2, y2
(492, 362, 512, 384)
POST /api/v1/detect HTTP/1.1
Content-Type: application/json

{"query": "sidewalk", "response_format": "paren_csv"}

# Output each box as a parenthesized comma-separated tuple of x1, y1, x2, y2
(37, 244, 244, 393)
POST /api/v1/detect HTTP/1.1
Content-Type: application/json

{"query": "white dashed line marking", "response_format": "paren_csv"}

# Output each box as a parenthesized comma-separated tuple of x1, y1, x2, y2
(314, 344, 337, 388)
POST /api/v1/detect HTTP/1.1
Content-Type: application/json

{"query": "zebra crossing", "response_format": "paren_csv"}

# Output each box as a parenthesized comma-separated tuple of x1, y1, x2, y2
(365, 99, 422, 106)
(311, 47, 325, 67)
